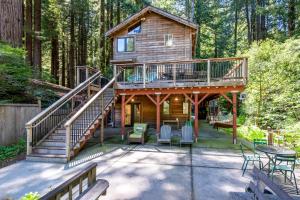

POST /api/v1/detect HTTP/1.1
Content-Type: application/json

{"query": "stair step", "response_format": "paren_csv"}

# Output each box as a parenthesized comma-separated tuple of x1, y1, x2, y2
(33, 146, 66, 154)
(55, 129, 66, 134)
(26, 154, 67, 163)
(48, 134, 66, 140)
(41, 140, 66, 147)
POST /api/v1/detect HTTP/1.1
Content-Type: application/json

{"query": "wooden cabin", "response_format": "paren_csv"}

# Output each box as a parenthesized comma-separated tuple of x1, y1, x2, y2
(106, 6, 248, 143)
(25, 6, 248, 163)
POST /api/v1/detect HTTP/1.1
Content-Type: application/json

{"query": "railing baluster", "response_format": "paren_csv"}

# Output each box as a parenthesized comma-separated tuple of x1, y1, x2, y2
(143, 64, 146, 88)
(207, 59, 211, 84)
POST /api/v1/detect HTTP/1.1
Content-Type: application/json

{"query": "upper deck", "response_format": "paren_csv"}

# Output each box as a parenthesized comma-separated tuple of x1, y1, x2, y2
(113, 57, 248, 90)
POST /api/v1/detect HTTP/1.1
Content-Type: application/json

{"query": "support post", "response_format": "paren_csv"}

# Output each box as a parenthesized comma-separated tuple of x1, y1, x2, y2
(207, 59, 211, 84)
(26, 127, 32, 155)
(76, 67, 80, 86)
(156, 93, 161, 135)
(143, 64, 146, 88)
(194, 93, 199, 142)
(66, 125, 71, 161)
(100, 94, 104, 144)
(121, 94, 126, 140)
(232, 92, 237, 144)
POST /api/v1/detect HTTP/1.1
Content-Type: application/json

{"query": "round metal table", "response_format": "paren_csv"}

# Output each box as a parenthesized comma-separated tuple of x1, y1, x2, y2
(255, 145, 296, 174)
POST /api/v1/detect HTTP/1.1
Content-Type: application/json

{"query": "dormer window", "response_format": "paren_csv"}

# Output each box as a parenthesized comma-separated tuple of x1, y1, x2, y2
(164, 34, 173, 47)
(128, 22, 141, 34)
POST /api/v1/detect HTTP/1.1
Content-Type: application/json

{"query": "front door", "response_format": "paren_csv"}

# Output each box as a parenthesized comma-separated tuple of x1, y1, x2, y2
(125, 103, 141, 126)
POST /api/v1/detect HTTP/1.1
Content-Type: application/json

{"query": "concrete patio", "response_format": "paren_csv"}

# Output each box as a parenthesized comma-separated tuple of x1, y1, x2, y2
(0, 122, 298, 200)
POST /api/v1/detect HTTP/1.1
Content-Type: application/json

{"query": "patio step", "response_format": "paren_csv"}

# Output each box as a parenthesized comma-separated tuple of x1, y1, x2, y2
(26, 153, 68, 163)
(33, 146, 66, 155)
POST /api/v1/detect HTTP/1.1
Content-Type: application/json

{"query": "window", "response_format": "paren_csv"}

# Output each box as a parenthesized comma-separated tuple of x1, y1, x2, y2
(164, 34, 173, 47)
(117, 37, 135, 52)
(183, 102, 189, 114)
(128, 22, 141, 34)
(163, 101, 170, 115)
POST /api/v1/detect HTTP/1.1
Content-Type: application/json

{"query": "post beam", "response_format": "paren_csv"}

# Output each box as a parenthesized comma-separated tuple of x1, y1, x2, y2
(232, 92, 237, 144)
(156, 94, 161, 134)
(121, 94, 126, 140)
(194, 93, 199, 142)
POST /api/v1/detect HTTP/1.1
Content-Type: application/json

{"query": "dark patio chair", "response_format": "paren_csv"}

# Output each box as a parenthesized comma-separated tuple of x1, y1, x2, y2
(157, 125, 172, 146)
(240, 144, 263, 176)
(180, 125, 193, 147)
(270, 154, 299, 194)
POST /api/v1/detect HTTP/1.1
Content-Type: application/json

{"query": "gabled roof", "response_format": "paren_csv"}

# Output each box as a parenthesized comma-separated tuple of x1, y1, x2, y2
(105, 6, 198, 37)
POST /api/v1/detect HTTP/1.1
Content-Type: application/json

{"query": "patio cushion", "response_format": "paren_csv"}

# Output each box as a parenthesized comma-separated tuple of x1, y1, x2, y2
(133, 123, 147, 134)
(129, 133, 143, 139)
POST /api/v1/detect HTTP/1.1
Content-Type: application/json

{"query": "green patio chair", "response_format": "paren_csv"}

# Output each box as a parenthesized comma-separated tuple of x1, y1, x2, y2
(240, 143, 262, 176)
(180, 125, 193, 147)
(157, 125, 172, 146)
(270, 154, 299, 194)
(127, 123, 147, 144)
(253, 138, 267, 148)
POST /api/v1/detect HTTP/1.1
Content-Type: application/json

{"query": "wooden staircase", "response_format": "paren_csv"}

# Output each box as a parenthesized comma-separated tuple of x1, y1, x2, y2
(26, 72, 117, 163)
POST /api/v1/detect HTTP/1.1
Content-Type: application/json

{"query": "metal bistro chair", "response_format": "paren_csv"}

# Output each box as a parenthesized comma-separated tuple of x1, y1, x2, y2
(253, 138, 267, 148)
(240, 144, 263, 176)
(270, 154, 299, 194)
(157, 125, 172, 147)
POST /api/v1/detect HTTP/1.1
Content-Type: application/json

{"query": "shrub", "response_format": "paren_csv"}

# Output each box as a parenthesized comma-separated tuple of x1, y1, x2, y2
(20, 192, 40, 200)
(0, 138, 26, 161)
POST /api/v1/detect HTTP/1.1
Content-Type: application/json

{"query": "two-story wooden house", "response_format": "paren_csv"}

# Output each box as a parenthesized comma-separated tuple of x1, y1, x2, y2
(26, 6, 247, 163)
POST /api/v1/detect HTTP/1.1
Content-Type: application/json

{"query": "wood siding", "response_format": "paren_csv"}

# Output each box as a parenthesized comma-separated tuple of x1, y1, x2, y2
(112, 12, 194, 63)
(114, 95, 190, 128)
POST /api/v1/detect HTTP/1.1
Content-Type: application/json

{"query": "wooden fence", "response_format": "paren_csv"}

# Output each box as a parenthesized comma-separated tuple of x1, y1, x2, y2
(0, 104, 41, 146)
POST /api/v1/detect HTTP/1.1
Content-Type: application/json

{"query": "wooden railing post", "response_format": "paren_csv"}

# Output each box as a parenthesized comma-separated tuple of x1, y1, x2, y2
(85, 67, 89, 81)
(66, 125, 71, 161)
(143, 64, 146, 88)
(26, 126, 32, 155)
(113, 64, 117, 78)
(242, 58, 248, 81)
(173, 64, 176, 86)
(76, 67, 80, 86)
(207, 59, 211, 84)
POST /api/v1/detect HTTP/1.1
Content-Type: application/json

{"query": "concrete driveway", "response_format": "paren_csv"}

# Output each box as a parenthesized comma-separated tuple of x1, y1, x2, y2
(0, 144, 251, 200)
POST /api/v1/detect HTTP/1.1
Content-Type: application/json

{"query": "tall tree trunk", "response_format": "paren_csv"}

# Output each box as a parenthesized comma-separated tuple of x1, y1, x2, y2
(61, 40, 66, 86)
(33, 0, 42, 77)
(234, 0, 238, 54)
(0, 0, 23, 47)
(190, 0, 195, 22)
(245, 0, 251, 44)
(109, 0, 113, 29)
(25, 0, 33, 65)
(99, 0, 105, 72)
(250, 0, 256, 41)
(68, 1, 75, 88)
(117, 0, 120, 24)
(51, 36, 59, 83)
(288, 0, 296, 36)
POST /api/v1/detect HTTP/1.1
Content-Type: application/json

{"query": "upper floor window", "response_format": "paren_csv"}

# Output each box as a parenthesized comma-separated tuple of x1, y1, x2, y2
(117, 37, 135, 52)
(128, 22, 141, 34)
(164, 34, 173, 47)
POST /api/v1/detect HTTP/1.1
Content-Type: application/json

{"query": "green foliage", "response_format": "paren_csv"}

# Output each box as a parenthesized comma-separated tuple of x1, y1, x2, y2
(237, 125, 266, 141)
(20, 192, 40, 200)
(0, 42, 34, 103)
(245, 38, 300, 129)
(0, 138, 26, 161)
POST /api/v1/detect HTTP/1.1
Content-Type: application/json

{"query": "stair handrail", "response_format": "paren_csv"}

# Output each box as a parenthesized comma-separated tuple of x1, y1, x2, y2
(26, 71, 101, 128)
(26, 71, 102, 155)
(64, 77, 116, 127)
(64, 76, 117, 160)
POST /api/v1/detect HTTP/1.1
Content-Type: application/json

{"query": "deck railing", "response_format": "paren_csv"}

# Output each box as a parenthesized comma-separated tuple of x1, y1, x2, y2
(114, 57, 247, 88)
(26, 71, 104, 155)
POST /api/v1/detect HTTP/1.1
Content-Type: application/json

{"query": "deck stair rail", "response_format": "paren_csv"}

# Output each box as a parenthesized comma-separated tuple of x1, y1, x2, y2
(115, 57, 248, 88)
(64, 77, 117, 160)
(26, 71, 104, 160)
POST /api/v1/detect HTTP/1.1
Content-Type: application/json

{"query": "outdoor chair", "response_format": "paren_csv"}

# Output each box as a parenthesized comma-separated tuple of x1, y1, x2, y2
(157, 125, 172, 146)
(180, 125, 193, 147)
(240, 144, 263, 176)
(127, 123, 147, 144)
(253, 138, 267, 148)
(270, 154, 299, 194)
